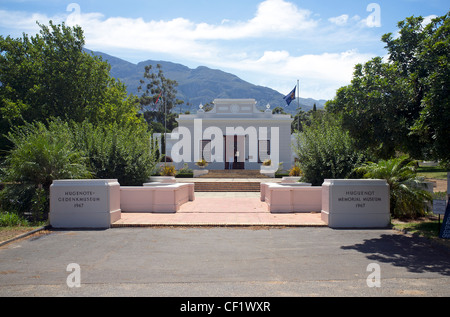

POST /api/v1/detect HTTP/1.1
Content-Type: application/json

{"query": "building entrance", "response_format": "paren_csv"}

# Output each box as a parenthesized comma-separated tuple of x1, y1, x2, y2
(224, 135, 245, 170)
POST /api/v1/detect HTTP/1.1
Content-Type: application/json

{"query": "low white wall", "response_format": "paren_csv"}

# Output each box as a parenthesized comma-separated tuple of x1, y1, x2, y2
(261, 183, 322, 213)
(120, 183, 194, 213)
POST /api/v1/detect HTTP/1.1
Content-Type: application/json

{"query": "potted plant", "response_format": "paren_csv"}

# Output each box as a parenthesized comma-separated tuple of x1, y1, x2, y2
(195, 159, 208, 168)
(289, 164, 301, 176)
(194, 159, 208, 177)
(260, 159, 276, 177)
(150, 164, 177, 183)
(282, 164, 303, 183)
(160, 164, 177, 176)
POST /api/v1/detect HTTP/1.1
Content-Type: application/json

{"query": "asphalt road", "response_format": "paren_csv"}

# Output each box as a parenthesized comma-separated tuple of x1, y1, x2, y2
(1, 226, 450, 300)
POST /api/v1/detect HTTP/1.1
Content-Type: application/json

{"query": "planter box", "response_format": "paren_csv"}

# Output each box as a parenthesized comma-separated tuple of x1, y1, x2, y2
(260, 165, 276, 178)
(149, 176, 176, 183)
(49, 179, 121, 229)
(281, 176, 301, 183)
(261, 182, 321, 213)
(321, 179, 390, 228)
(121, 183, 194, 213)
(193, 169, 209, 177)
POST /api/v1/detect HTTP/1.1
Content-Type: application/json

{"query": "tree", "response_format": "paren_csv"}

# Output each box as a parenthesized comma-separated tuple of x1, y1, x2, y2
(354, 156, 432, 219)
(293, 113, 366, 185)
(408, 14, 450, 165)
(202, 102, 214, 112)
(382, 13, 450, 164)
(138, 64, 183, 133)
(0, 21, 158, 221)
(327, 12, 450, 163)
(292, 107, 325, 133)
(0, 21, 142, 155)
(271, 106, 287, 114)
(327, 57, 421, 159)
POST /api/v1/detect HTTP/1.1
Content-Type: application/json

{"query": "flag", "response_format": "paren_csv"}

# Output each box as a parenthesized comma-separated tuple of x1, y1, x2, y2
(153, 91, 162, 110)
(283, 86, 296, 107)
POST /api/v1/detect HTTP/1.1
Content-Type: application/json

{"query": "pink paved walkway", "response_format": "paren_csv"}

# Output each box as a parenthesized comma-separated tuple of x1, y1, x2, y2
(112, 197, 326, 227)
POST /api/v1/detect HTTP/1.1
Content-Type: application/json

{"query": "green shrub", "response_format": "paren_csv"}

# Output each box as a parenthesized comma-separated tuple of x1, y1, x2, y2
(0, 211, 28, 227)
(0, 120, 91, 221)
(355, 156, 433, 219)
(178, 163, 193, 174)
(293, 115, 366, 185)
(160, 164, 177, 176)
(71, 120, 158, 186)
(289, 163, 303, 177)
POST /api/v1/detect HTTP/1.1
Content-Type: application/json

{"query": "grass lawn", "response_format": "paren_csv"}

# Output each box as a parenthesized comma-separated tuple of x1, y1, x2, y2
(392, 216, 450, 249)
(417, 166, 448, 179)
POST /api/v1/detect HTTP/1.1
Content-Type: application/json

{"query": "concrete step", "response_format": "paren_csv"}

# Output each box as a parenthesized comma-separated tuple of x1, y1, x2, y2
(198, 169, 268, 179)
(194, 182, 261, 192)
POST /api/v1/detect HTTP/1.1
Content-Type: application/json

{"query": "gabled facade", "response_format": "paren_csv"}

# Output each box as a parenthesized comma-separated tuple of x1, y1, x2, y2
(158, 98, 293, 171)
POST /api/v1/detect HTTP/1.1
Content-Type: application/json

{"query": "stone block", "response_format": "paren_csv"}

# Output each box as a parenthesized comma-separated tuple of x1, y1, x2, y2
(321, 179, 390, 228)
(49, 179, 121, 229)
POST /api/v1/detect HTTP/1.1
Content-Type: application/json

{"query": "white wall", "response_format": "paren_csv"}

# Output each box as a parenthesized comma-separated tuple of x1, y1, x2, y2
(170, 118, 293, 170)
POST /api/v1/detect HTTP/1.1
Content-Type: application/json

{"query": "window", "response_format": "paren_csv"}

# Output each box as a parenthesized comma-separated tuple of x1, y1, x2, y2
(258, 140, 270, 163)
(200, 140, 212, 162)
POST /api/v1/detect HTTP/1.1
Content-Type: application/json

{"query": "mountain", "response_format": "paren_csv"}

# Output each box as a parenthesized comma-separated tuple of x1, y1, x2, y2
(88, 50, 327, 114)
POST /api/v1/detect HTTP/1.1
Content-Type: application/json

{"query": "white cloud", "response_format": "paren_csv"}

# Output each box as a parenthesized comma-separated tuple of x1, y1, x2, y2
(328, 14, 349, 26)
(51, 0, 318, 61)
(422, 14, 438, 26)
(0, 0, 376, 99)
(0, 10, 57, 34)
(209, 49, 374, 100)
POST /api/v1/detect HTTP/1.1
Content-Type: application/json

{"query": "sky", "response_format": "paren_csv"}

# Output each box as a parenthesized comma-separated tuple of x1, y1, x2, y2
(0, 0, 448, 101)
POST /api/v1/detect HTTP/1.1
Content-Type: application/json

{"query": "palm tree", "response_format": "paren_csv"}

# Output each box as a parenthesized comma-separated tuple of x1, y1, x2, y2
(354, 156, 433, 219)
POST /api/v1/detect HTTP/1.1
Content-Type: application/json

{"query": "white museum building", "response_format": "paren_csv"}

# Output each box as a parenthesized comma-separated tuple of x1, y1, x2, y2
(155, 99, 295, 174)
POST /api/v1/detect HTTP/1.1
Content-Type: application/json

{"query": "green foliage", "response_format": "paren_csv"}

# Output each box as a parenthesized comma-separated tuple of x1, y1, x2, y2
(138, 64, 182, 133)
(71, 121, 157, 186)
(294, 114, 366, 186)
(0, 21, 160, 221)
(0, 212, 28, 227)
(289, 164, 303, 177)
(159, 164, 177, 176)
(355, 156, 433, 219)
(291, 107, 324, 133)
(195, 159, 208, 167)
(382, 13, 450, 163)
(0, 120, 91, 221)
(327, 12, 450, 162)
(327, 57, 421, 159)
(178, 163, 193, 174)
(0, 21, 141, 155)
(408, 14, 450, 165)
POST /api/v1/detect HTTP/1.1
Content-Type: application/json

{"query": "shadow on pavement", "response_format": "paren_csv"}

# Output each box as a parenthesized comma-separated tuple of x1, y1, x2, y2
(341, 233, 450, 276)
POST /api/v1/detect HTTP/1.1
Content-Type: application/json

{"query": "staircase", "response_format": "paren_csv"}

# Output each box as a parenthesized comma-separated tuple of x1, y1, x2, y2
(194, 181, 262, 192)
(194, 169, 268, 192)
(197, 169, 269, 179)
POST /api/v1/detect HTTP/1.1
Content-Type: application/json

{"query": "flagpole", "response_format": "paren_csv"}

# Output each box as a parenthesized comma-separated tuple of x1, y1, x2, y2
(163, 91, 167, 168)
(297, 79, 300, 131)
